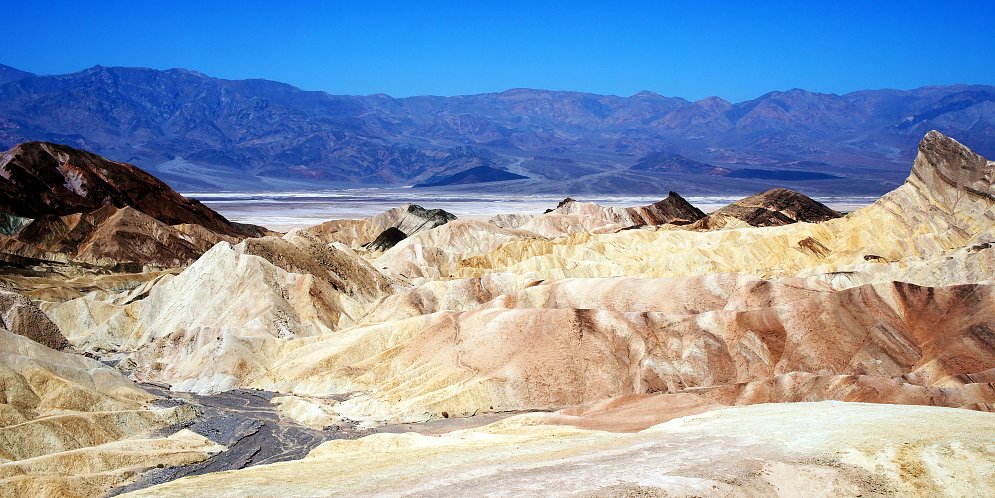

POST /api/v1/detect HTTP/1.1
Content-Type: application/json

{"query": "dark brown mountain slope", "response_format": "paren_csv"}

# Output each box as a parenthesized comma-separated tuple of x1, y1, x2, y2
(0, 142, 270, 267)
(692, 188, 841, 229)
(0, 205, 234, 267)
(626, 191, 707, 226)
(0, 142, 253, 237)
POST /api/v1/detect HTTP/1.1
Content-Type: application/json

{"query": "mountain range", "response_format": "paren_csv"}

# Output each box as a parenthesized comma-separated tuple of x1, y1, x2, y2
(1, 64, 993, 195)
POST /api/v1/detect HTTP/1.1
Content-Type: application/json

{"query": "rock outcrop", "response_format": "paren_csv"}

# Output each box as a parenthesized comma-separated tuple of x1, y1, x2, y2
(490, 192, 705, 237)
(373, 219, 542, 280)
(302, 204, 456, 248)
(46, 232, 396, 393)
(0, 205, 233, 267)
(452, 133, 995, 281)
(363, 226, 407, 252)
(690, 187, 841, 229)
(0, 142, 248, 236)
(0, 142, 266, 267)
(0, 284, 68, 350)
(0, 324, 220, 498)
(27, 131, 995, 497)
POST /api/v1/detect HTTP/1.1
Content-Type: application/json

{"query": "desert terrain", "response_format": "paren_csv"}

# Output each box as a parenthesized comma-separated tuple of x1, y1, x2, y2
(0, 130, 993, 497)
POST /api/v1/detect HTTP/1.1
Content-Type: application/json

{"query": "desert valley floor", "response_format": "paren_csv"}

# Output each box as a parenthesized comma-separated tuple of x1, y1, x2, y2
(189, 192, 879, 232)
(0, 130, 993, 497)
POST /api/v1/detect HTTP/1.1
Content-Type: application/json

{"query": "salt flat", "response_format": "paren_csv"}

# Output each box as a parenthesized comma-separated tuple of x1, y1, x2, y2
(189, 190, 878, 231)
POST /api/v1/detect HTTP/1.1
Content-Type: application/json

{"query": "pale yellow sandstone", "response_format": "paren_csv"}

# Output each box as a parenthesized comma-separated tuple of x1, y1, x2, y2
(122, 402, 995, 497)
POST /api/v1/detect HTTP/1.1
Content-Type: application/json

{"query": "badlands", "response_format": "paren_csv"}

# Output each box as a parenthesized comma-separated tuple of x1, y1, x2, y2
(0, 130, 993, 497)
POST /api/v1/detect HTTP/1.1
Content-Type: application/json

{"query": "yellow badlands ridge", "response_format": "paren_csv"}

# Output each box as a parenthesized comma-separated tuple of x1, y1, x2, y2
(124, 402, 995, 497)
(6, 131, 995, 496)
(0, 327, 222, 498)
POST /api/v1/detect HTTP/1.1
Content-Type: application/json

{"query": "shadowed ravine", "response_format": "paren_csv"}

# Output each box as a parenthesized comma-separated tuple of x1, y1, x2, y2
(109, 386, 360, 495)
(111, 385, 525, 495)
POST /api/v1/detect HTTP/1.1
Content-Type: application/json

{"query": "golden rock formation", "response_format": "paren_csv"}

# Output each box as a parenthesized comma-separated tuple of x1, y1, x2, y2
(0, 297, 221, 497)
(18, 131, 995, 496)
(122, 402, 995, 497)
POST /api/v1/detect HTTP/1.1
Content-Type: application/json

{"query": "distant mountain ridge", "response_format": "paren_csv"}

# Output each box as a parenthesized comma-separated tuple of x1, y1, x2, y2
(414, 165, 529, 187)
(0, 64, 993, 195)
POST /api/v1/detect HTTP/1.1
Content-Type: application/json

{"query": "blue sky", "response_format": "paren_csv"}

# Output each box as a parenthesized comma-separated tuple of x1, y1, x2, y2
(3, 1, 994, 101)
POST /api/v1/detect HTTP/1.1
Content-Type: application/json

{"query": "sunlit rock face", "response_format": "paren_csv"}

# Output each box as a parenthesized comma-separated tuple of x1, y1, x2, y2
(0, 288, 220, 498)
(689, 187, 841, 230)
(490, 191, 706, 237)
(0, 283, 68, 350)
(252, 279, 995, 424)
(121, 402, 995, 498)
(450, 131, 995, 282)
(46, 233, 397, 394)
(0, 142, 265, 268)
(25, 131, 995, 496)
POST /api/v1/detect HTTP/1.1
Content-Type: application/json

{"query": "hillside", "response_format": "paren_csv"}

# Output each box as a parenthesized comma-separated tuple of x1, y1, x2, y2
(20, 129, 990, 496)
(0, 142, 264, 267)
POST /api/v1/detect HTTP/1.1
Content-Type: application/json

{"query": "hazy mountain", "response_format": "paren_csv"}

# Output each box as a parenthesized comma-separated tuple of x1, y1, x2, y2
(630, 151, 730, 175)
(414, 165, 529, 187)
(0, 64, 33, 85)
(0, 64, 993, 194)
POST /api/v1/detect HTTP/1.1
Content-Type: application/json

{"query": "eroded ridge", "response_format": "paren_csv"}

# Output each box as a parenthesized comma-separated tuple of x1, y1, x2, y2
(2, 131, 994, 497)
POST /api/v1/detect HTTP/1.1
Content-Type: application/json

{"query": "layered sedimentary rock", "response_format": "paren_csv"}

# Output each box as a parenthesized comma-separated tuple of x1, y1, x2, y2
(0, 328, 160, 432)
(0, 284, 68, 349)
(690, 187, 841, 230)
(46, 233, 396, 393)
(372, 219, 543, 280)
(0, 266, 177, 303)
(48, 133, 995, 414)
(0, 142, 265, 267)
(357, 272, 532, 325)
(0, 292, 220, 498)
(1, 429, 223, 498)
(451, 132, 995, 281)
(29, 131, 995, 496)
(302, 204, 456, 249)
(254, 279, 995, 423)
(123, 402, 995, 497)
(0, 205, 235, 267)
(490, 191, 705, 237)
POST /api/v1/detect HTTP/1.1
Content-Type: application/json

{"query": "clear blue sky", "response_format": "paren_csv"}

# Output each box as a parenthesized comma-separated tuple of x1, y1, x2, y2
(3, 1, 994, 102)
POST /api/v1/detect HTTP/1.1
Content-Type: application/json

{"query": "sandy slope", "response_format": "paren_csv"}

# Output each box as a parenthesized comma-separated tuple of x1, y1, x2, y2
(23, 131, 995, 496)
(122, 401, 995, 497)
(0, 324, 222, 498)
